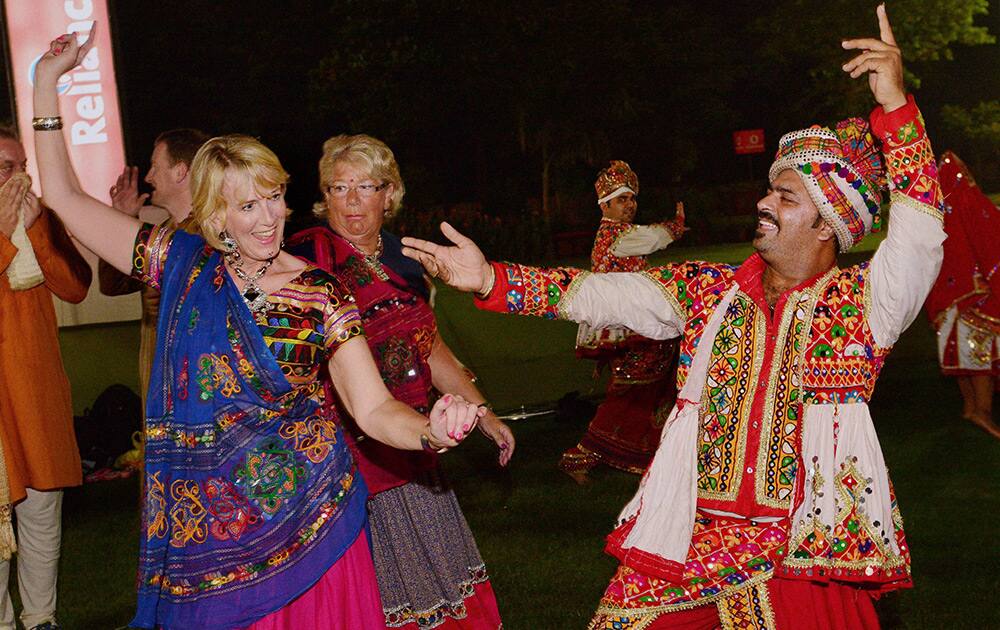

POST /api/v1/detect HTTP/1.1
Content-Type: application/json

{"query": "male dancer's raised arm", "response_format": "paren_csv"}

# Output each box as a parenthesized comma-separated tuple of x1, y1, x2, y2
(843, 5, 945, 348)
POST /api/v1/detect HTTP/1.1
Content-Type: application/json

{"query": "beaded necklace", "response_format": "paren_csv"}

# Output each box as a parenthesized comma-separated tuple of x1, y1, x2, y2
(225, 246, 276, 315)
(348, 233, 389, 281)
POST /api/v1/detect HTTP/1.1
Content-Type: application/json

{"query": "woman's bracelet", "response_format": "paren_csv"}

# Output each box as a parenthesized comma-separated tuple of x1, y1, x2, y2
(31, 116, 63, 131)
(474, 264, 496, 300)
(420, 425, 449, 454)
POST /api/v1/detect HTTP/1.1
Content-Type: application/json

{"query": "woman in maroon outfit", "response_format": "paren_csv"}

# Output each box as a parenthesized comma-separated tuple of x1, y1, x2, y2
(288, 134, 513, 629)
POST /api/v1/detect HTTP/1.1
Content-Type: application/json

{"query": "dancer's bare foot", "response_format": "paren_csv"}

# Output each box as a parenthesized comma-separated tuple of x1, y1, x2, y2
(967, 411, 1000, 440)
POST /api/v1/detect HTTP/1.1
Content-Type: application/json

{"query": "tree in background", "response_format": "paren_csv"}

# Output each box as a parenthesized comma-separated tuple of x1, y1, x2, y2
(745, 0, 994, 131)
(308, 0, 739, 220)
(941, 100, 1000, 189)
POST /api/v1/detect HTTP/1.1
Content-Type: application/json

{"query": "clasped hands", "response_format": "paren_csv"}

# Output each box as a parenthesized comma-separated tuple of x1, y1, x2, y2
(425, 392, 487, 452)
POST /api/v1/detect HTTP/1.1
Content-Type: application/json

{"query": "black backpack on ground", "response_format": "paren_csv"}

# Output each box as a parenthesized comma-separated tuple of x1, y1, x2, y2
(74, 384, 142, 472)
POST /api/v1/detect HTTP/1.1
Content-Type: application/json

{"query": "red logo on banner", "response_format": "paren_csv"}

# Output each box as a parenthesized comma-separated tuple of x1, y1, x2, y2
(733, 129, 765, 155)
(3, 2, 125, 202)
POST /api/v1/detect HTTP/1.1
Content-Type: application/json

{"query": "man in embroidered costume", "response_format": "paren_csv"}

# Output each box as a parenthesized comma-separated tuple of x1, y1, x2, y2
(98, 128, 209, 411)
(563, 161, 685, 482)
(0, 127, 91, 630)
(924, 151, 1000, 439)
(403, 7, 944, 628)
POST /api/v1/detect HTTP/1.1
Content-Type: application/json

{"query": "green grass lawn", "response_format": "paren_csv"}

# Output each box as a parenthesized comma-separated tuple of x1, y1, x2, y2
(50, 240, 1000, 629)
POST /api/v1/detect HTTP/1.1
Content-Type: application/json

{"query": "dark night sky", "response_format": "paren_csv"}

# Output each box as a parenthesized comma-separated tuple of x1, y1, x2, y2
(1, 2, 998, 219)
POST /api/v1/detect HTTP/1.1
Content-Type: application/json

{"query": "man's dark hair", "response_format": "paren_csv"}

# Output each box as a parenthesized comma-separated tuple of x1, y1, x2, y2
(0, 126, 19, 142)
(155, 128, 210, 167)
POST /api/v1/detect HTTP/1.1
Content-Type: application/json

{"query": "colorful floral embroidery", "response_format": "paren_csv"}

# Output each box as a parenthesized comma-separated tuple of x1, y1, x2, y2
(147, 481, 356, 597)
(699, 293, 763, 499)
(169, 480, 208, 548)
(595, 513, 785, 619)
(278, 414, 340, 464)
(802, 264, 887, 404)
(756, 289, 818, 509)
(234, 438, 308, 517)
(377, 335, 419, 387)
(203, 477, 261, 542)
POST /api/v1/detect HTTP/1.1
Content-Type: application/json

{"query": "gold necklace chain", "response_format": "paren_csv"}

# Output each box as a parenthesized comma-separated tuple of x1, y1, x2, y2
(348, 233, 389, 281)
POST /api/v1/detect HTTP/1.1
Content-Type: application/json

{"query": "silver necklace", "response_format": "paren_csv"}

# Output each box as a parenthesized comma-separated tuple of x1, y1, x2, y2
(349, 234, 389, 281)
(225, 246, 276, 315)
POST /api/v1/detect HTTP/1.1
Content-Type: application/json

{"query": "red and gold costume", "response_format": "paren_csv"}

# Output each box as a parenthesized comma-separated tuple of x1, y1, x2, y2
(476, 99, 943, 629)
(564, 213, 680, 474)
(925, 152, 1000, 375)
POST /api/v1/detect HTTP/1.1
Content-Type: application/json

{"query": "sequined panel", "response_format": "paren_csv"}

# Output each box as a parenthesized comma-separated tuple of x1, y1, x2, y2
(717, 582, 776, 630)
(802, 264, 887, 404)
(698, 294, 764, 501)
(595, 513, 786, 618)
(782, 456, 910, 584)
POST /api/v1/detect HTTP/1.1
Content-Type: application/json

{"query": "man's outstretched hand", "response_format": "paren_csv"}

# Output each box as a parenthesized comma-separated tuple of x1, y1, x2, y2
(842, 3, 906, 112)
(401, 222, 493, 294)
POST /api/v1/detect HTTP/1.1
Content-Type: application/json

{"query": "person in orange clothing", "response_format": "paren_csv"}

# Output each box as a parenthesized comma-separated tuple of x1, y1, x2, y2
(0, 127, 91, 630)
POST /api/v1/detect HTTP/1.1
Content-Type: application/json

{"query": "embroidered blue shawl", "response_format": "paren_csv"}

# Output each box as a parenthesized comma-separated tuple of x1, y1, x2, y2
(132, 231, 367, 629)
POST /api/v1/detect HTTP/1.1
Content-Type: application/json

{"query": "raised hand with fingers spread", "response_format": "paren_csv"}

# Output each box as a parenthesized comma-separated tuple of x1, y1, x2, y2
(109, 165, 149, 216)
(401, 221, 493, 294)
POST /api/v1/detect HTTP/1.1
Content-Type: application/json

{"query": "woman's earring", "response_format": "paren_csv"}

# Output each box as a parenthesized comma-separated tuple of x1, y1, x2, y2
(220, 231, 237, 253)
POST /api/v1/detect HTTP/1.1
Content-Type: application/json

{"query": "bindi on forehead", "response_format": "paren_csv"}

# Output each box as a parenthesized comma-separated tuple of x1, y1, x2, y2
(330, 161, 374, 183)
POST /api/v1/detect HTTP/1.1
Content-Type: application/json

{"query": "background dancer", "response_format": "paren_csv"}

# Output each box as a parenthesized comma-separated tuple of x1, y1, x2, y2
(562, 160, 685, 483)
(99, 128, 209, 411)
(925, 151, 1000, 438)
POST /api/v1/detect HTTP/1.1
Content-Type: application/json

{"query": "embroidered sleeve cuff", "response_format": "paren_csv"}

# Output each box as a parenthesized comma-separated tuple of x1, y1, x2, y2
(474, 261, 582, 318)
(870, 95, 943, 220)
(131, 222, 174, 290)
(869, 94, 919, 139)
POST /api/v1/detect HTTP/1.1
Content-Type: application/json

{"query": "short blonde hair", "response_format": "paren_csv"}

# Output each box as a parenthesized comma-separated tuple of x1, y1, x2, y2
(190, 135, 290, 249)
(313, 134, 405, 219)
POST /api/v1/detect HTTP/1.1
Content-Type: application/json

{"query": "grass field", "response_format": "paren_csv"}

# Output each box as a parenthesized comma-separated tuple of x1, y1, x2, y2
(49, 240, 1000, 629)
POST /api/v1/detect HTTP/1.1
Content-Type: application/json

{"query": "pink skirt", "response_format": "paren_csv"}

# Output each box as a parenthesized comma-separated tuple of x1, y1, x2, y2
(247, 532, 386, 630)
